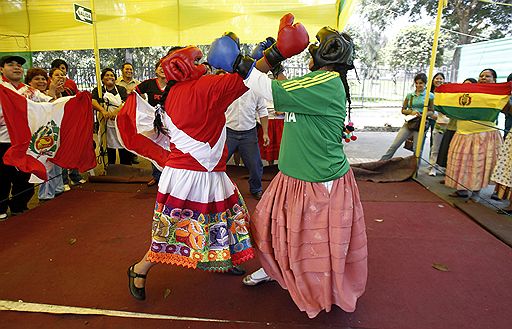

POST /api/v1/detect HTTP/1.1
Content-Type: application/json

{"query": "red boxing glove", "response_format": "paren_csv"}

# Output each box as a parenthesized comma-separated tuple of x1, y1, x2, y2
(276, 13, 309, 58)
(263, 13, 309, 68)
(161, 46, 207, 82)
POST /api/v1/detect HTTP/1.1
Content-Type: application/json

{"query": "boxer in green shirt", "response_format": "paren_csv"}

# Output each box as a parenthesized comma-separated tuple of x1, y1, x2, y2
(208, 15, 368, 318)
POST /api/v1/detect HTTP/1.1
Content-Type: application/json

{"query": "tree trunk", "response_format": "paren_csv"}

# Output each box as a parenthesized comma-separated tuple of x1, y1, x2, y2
(450, 2, 472, 82)
(125, 48, 133, 63)
(451, 47, 461, 81)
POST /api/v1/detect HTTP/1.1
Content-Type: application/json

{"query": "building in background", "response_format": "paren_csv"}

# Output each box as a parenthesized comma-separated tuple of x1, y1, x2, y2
(456, 37, 512, 82)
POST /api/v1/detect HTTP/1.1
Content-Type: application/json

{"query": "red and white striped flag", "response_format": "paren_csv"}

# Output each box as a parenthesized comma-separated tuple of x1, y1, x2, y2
(116, 92, 171, 169)
(0, 85, 96, 180)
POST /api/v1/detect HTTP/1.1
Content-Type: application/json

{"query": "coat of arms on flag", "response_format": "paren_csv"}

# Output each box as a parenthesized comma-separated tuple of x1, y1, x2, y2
(0, 85, 97, 181)
(458, 93, 471, 106)
(30, 120, 59, 156)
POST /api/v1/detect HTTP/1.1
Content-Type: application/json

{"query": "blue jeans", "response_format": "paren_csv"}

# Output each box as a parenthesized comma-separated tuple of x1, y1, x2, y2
(226, 127, 263, 194)
(38, 164, 64, 200)
(380, 123, 425, 160)
(151, 163, 161, 181)
(62, 169, 83, 185)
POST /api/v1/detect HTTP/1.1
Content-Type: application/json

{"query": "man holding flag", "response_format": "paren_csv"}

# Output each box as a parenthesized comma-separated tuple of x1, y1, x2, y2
(1, 55, 52, 220)
(0, 55, 96, 221)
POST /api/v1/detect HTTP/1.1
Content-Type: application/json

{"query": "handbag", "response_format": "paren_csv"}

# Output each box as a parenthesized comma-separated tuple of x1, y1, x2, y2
(406, 117, 422, 131)
(405, 96, 425, 131)
(404, 136, 414, 151)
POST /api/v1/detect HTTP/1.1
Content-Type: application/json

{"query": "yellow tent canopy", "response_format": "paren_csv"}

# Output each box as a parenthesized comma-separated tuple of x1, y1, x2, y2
(0, 0, 356, 52)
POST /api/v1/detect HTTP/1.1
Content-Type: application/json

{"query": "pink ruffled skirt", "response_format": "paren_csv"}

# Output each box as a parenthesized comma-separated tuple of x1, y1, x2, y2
(252, 170, 368, 318)
(446, 131, 502, 191)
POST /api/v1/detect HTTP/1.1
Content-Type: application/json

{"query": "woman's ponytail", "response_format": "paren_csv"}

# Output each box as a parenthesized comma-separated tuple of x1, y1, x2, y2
(153, 80, 177, 137)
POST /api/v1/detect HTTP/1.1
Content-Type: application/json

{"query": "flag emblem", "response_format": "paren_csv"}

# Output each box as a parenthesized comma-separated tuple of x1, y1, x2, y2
(458, 93, 472, 106)
(31, 120, 59, 155)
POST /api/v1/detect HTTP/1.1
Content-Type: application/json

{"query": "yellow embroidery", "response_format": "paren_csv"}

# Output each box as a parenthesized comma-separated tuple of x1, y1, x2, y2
(281, 71, 335, 87)
(282, 71, 339, 91)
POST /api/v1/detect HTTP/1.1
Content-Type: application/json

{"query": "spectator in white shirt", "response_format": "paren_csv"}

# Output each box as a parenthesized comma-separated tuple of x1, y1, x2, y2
(225, 89, 269, 199)
(116, 62, 141, 164)
(116, 62, 140, 94)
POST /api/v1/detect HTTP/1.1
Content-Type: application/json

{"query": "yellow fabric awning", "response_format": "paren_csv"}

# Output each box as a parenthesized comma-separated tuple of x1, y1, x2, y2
(0, 0, 356, 52)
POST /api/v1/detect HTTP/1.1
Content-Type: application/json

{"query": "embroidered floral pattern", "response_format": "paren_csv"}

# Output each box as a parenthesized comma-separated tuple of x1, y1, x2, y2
(231, 204, 249, 235)
(151, 211, 172, 243)
(209, 222, 229, 250)
(176, 218, 206, 250)
(149, 197, 254, 271)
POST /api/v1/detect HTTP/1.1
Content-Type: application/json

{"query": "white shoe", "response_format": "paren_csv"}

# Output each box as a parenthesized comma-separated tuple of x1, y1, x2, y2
(78, 179, 86, 184)
(63, 184, 71, 192)
(428, 168, 436, 176)
(0, 213, 7, 221)
(242, 268, 273, 286)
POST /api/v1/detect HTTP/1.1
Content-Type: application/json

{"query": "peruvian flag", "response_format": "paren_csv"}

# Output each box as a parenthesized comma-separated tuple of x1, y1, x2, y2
(116, 92, 170, 169)
(0, 85, 96, 180)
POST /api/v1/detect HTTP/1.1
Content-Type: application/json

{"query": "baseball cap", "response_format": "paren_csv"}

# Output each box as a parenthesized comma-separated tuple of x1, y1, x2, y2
(0, 55, 27, 67)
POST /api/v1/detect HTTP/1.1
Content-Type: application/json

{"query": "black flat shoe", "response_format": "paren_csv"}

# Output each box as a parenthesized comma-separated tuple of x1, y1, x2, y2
(251, 191, 263, 200)
(491, 193, 502, 201)
(227, 265, 246, 276)
(128, 264, 147, 300)
(449, 191, 470, 198)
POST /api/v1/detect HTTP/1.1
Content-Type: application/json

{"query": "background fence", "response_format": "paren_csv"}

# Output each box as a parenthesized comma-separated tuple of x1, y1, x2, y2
(66, 64, 453, 107)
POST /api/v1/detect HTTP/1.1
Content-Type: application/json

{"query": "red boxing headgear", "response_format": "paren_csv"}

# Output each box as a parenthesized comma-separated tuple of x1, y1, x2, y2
(160, 46, 207, 82)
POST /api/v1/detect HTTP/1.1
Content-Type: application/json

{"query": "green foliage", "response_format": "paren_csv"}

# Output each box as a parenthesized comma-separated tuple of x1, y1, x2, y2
(32, 46, 172, 79)
(360, 0, 512, 44)
(121, 47, 170, 77)
(385, 25, 455, 70)
(30, 42, 276, 87)
(32, 49, 94, 69)
(345, 22, 387, 78)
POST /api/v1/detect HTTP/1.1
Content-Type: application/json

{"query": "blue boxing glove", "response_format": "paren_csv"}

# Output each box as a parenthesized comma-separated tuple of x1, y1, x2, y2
(208, 32, 255, 79)
(208, 33, 241, 72)
(251, 37, 276, 60)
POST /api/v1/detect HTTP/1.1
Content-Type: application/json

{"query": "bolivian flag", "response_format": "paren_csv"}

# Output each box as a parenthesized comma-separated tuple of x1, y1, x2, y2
(434, 82, 512, 121)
